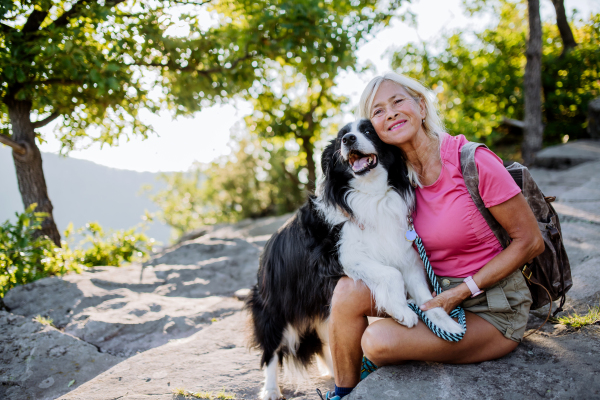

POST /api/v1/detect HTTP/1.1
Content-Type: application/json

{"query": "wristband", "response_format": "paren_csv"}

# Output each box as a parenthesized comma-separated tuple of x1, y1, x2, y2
(463, 276, 484, 298)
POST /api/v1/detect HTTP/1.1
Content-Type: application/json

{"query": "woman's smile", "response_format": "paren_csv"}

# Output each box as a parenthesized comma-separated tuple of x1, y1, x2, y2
(371, 81, 426, 147)
(388, 119, 407, 131)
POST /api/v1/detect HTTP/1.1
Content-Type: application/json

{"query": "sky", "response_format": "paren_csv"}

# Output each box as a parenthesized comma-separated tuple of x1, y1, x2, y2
(34, 0, 600, 173)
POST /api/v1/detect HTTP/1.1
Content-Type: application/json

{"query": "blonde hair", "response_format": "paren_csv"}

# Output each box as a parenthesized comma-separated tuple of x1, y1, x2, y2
(358, 71, 445, 187)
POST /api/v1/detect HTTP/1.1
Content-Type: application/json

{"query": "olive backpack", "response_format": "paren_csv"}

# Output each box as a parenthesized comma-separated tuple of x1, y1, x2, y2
(460, 142, 573, 321)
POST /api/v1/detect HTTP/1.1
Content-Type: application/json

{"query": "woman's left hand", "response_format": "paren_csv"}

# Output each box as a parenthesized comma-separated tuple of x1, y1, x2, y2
(420, 284, 471, 314)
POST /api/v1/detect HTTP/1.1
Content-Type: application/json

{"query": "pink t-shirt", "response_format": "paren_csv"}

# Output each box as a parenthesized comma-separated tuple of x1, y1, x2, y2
(413, 132, 521, 278)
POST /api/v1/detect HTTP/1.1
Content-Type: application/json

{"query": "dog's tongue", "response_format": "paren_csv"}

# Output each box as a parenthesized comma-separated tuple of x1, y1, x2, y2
(353, 156, 369, 171)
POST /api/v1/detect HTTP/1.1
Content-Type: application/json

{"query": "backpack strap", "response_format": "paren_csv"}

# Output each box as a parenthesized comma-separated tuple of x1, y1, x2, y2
(459, 142, 512, 249)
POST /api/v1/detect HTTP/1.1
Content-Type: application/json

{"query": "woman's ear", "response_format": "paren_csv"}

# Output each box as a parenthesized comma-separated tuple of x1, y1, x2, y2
(419, 97, 427, 120)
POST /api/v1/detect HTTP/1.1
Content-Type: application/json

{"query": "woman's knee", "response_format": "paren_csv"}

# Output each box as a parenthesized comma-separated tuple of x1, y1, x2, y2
(361, 323, 390, 365)
(331, 277, 372, 317)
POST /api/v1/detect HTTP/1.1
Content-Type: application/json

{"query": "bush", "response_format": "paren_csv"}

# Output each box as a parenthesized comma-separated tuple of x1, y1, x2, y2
(67, 220, 156, 268)
(0, 205, 156, 297)
(0, 204, 80, 297)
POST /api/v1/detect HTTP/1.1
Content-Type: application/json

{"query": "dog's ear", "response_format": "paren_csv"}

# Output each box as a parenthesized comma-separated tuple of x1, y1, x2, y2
(321, 140, 336, 177)
(321, 139, 353, 216)
(387, 145, 414, 202)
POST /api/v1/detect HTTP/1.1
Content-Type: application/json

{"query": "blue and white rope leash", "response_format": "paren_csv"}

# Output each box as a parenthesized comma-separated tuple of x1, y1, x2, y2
(406, 219, 467, 342)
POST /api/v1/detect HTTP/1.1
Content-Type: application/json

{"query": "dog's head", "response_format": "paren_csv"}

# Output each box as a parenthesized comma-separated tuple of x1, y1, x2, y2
(318, 119, 412, 215)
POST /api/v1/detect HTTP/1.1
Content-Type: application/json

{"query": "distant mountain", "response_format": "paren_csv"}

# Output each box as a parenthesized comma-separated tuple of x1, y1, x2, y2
(0, 147, 172, 245)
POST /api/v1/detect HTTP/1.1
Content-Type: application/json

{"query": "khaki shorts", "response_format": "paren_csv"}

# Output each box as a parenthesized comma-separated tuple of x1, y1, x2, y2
(436, 270, 533, 342)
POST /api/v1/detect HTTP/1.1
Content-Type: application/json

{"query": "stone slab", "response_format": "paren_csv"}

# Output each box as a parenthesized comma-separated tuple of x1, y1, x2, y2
(0, 311, 122, 400)
(535, 140, 600, 168)
(349, 327, 600, 400)
(58, 311, 333, 400)
(3, 237, 264, 357)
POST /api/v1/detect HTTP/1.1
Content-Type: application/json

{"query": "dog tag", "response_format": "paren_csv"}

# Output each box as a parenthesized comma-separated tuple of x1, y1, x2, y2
(405, 229, 417, 242)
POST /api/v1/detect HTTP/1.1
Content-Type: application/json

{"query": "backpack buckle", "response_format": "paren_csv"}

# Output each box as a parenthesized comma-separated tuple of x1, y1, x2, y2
(547, 222, 560, 240)
(522, 265, 532, 280)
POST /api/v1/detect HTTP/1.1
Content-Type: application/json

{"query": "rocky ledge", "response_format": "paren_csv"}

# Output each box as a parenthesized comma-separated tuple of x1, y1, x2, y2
(1, 142, 599, 400)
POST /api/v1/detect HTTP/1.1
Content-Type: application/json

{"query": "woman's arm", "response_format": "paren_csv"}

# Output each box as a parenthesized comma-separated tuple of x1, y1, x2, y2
(420, 192, 545, 313)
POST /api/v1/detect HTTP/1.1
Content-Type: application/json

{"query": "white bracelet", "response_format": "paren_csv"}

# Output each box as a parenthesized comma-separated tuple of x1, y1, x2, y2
(463, 276, 484, 298)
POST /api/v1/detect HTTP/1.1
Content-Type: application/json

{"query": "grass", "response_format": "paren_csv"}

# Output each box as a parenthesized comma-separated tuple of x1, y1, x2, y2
(557, 304, 600, 329)
(172, 388, 235, 399)
(34, 315, 54, 326)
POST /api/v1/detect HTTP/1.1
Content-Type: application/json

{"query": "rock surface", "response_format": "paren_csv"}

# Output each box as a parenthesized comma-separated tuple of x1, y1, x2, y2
(2, 145, 600, 400)
(534, 139, 600, 168)
(59, 311, 333, 400)
(0, 311, 122, 400)
(349, 325, 600, 400)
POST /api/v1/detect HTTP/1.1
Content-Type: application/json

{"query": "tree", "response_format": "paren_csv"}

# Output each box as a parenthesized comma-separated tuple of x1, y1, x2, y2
(550, 0, 577, 54)
(522, 0, 543, 165)
(245, 71, 345, 193)
(1, 0, 403, 245)
(241, 0, 405, 193)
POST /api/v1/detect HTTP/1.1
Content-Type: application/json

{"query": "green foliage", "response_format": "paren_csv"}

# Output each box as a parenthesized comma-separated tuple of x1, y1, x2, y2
(391, 0, 600, 156)
(557, 303, 600, 329)
(236, 0, 405, 191)
(150, 130, 304, 238)
(1, 0, 405, 152)
(66, 220, 156, 268)
(0, 204, 80, 297)
(542, 14, 600, 144)
(34, 314, 54, 326)
(0, 205, 155, 297)
(172, 387, 236, 399)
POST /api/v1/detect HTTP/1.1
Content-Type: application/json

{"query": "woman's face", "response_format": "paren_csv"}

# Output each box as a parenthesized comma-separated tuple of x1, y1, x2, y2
(370, 80, 426, 148)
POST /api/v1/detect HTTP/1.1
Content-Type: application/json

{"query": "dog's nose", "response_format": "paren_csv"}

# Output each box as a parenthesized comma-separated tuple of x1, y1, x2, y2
(342, 133, 356, 145)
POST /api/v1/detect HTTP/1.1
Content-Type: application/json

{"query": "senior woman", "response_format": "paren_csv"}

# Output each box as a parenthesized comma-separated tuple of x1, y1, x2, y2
(322, 72, 545, 399)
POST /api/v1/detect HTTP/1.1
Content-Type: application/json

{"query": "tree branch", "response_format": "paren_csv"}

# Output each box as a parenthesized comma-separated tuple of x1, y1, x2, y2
(551, 0, 577, 54)
(51, 0, 128, 28)
(22, 9, 49, 33)
(32, 112, 60, 129)
(502, 116, 525, 129)
(135, 52, 255, 75)
(31, 79, 83, 86)
(1, 22, 16, 34)
(281, 162, 301, 187)
(0, 134, 27, 155)
(170, 0, 214, 5)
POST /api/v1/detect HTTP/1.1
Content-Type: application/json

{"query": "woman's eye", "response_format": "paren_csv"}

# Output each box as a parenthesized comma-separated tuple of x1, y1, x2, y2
(373, 109, 382, 116)
(395, 99, 403, 104)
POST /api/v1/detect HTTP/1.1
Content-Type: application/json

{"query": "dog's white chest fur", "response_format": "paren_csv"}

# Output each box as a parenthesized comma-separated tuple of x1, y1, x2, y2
(340, 187, 417, 270)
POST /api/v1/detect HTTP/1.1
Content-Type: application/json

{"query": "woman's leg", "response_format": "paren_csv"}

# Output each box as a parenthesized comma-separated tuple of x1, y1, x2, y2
(329, 277, 519, 388)
(361, 311, 518, 366)
(329, 277, 379, 388)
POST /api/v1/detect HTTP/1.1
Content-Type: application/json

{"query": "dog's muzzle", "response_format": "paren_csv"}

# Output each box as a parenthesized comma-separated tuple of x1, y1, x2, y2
(342, 133, 378, 175)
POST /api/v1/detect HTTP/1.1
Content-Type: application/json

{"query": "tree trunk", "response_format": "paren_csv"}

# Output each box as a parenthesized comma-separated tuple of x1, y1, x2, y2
(522, 0, 544, 166)
(300, 136, 316, 194)
(551, 0, 577, 55)
(7, 99, 61, 246)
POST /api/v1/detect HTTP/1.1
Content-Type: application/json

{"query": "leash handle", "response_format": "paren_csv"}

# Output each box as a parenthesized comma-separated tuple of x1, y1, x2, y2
(411, 236, 467, 342)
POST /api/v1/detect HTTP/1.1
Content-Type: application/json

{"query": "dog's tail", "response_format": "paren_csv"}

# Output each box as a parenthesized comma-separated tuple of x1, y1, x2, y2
(244, 285, 285, 368)
(245, 285, 330, 378)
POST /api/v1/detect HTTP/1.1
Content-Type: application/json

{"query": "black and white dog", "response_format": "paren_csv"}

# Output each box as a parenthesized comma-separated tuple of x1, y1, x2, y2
(246, 119, 463, 400)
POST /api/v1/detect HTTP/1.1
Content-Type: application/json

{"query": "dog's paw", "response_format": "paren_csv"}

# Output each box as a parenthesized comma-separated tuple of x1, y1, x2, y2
(390, 306, 419, 328)
(260, 387, 283, 400)
(424, 307, 465, 335)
